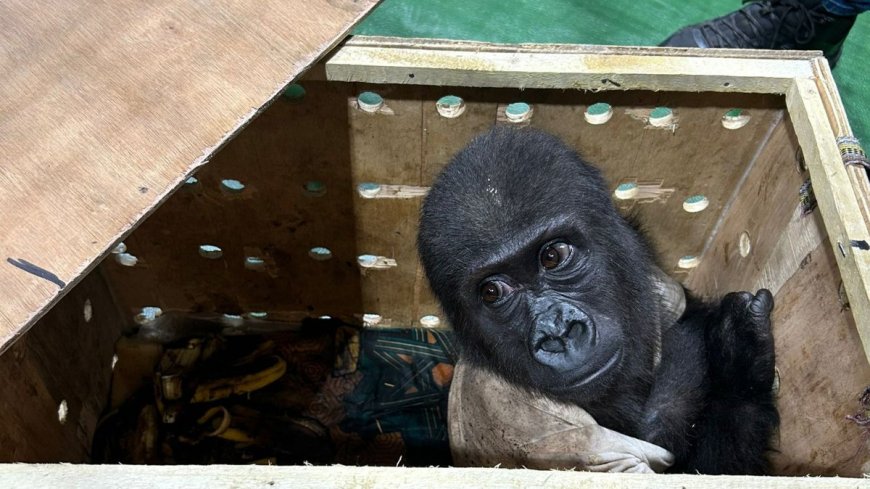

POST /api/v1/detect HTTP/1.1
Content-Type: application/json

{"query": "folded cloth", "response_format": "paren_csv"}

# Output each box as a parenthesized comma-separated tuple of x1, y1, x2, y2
(448, 360, 674, 473)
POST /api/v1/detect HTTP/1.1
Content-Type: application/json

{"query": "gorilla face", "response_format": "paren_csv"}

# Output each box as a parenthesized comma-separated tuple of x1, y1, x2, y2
(419, 126, 659, 404)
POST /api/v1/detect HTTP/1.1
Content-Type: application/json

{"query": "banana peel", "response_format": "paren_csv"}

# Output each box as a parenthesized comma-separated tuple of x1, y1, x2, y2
(191, 355, 287, 404)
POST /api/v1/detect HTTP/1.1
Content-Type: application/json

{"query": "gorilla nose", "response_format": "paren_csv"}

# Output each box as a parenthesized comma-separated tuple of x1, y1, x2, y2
(537, 337, 566, 353)
(531, 313, 595, 369)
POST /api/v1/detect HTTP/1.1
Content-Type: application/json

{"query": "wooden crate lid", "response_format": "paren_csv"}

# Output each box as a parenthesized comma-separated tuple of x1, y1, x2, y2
(0, 0, 379, 353)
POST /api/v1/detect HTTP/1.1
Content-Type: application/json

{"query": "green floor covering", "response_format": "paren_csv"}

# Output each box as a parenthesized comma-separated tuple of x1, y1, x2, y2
(356, 0, 869, 142)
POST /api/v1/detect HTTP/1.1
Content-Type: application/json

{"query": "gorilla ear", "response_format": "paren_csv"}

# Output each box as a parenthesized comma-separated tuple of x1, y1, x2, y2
(650, 266, 686, 330)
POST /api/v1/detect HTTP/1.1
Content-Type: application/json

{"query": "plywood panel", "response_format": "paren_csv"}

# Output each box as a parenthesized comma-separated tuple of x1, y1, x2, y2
(769, 243, 870, 476)
(0, 270, 121, 462)
(686, 118, 807, 295)
(0, 0, 379, 353)
(102, 82, 363, 324)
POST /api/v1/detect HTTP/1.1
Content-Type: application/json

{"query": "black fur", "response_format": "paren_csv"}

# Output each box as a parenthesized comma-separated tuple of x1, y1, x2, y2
(417, 126, 778, 474)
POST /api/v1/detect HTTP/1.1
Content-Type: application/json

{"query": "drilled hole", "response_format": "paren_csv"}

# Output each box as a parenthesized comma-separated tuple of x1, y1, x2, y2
(115, 252, 139, 266)
(199, 245, 223, 259)
(283, 83, 306, 100)
(357, 91, 384, 113)
(358, 182, 382, 198)
(245, 256, 266, 271)
(309, 247, 333, 261)
(420, 315, 441, 328)
(435, 95, 466, 118)
(362, 313, 382, 327)
(584, 102, 613, 125)
(683, 195, 709, 213)
(83, 299, 93, 323)
(739, 232, 752, 257)
(221, 313, 244, 327)
(57, 400, 68, 425)
(221, 179, 245, 193)
(135, 306, 163, 325)
(678, 255, 700, 269)
(303, 180, 326, 197)
(722, 109, 751, 130)
(504, 102, 532, 123)
(614, 182, 638, 200)
(648, 107, 674, 127)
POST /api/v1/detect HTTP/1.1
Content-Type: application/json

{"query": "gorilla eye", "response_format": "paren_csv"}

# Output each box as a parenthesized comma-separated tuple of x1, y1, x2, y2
(480, 280, 509, 304)
(540, 242, 572, 270)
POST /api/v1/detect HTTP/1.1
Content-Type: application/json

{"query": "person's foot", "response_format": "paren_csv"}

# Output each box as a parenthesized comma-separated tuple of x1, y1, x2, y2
(660, 0, 857, 67)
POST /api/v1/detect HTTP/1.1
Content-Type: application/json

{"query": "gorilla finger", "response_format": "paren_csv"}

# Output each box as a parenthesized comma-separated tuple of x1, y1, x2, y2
(749, 289, 774, 317)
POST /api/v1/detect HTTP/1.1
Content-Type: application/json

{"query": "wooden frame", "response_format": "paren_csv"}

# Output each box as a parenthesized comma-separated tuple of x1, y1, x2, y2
(3, 32, 869, 485)
(0, 464, 863, 488)
(324, 37, 870, 366)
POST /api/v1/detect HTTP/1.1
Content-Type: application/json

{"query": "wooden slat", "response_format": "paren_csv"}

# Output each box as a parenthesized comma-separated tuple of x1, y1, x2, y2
(0, 464, 864, 488)
(0, 0, 380, 354)
(786, 79, 870, 364)
(768, 242, 870, 476)
(326, 37, 816, 93)
(0, 270, 121, 462)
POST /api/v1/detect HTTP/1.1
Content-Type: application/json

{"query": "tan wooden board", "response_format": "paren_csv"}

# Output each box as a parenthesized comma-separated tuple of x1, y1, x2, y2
(101, 82, 365, 325)
(0, 464, 867, 488)
(0, 0, 380, 353)
(326, 37, 817, 93)
(0, 270, 121, 462)
(102, 87, 787, 332)
(768, 242, 870, 476)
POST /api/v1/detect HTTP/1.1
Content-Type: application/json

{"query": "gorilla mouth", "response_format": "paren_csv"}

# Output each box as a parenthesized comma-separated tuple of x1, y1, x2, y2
(555, 349, 623, 392)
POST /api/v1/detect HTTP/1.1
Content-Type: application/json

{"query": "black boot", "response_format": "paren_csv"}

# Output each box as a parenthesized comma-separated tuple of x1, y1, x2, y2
(660, 0, 857, 67)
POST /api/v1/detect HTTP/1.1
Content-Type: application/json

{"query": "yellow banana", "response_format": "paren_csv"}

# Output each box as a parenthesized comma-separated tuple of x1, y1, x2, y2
(190, 355, 286, 403)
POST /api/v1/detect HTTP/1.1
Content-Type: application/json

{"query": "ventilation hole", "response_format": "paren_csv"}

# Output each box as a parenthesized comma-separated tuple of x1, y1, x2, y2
(247, 312, 268, 319)
(115, 252, 139, 267)
(614, 182, 639, 200)
(244, 256, 266, 271)
(357, 91, 384, 113)
(135, 306, 163, 325)
(112, 242, 127, 254)
(309, 247, 333, 261)
(772, 366, 781, 395)
(57, 400, 68, 425)
(584, 102, 613, 125)
(677, 255, 700, 269)
(357, 254, 378, 267)
(221, 179, 245, 193)
(648, 107, 674, 127)
(362, 313, 383, 327)
(505, 102, 532, 122)
(722, 109, 751, 130)
(283, 83, 306, 100)
(303, 180, 326, 197)
(221, 313, 244, 327)
(185, 176, 199, 185)
(420, 315, 441, 328)
(739, 232, 752, 257)
(83, 299, 93, 323)
(435, 95, 466, 118)
(358, 182, 382, 198)
(683, 195, 709, 213)
(199, 245, 223, 259)
(112, 354, 119, 370)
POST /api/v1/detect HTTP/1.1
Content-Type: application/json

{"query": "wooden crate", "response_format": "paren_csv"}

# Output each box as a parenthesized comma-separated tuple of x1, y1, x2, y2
(2, 4, 870, 486)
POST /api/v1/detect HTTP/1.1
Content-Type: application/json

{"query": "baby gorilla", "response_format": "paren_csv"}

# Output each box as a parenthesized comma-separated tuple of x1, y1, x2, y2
(418, 126, 778, 474)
